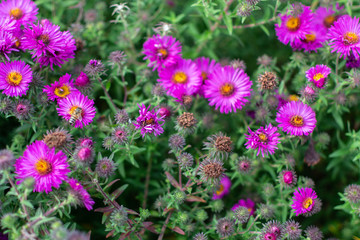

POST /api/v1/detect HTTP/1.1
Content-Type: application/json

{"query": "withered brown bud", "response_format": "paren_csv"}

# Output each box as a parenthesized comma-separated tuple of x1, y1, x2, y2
(258, 72, 278, 91)
(177, 112, 197, 128)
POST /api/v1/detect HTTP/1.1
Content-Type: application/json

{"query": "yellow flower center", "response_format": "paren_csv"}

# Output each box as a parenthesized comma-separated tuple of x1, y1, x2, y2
(54, 85, 70, 98)
(247, 208, 252, 213)
(172, 72, 188, 84)
(220, 83, 234, 96)
(290, 115, 304, 127)
(201, 72, 208, 82)
(216, 184, 224, 195)
(69, 106, 80, 115)
(302, 197, 313, 209)
(313, 73, 324, 82)
(343, 32, 359, 45)
(288, 95, 299, 101)
(324, 15, 335, 28)
(157, 48, 168, 58)
(286, 17, 300, 31)
(10, 7, 23, 20)
(15, 38, 21, 48)
(305, 33, 316, 43)
(7, 72, 22, 86)
(35, 159, 52, 175)
(258, 133, 267, 142)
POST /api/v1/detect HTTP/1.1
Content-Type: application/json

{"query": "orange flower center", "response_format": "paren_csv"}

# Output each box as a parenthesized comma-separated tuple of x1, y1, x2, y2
(157, 48, 168, 58)
(220, 83, 234, 96)
(172, 72, 187, 84)
(302, 197, 313, 209)
(324, 15, 335, 28)
(201, 72, 208, 82)
(38, 34, 50, 45)
(305, 33, 316, 43)
(290, 115, 304, 127)
(145, 118, 155, 125)
(10, 7, 23, 20)
(7, 71, 22, 86)
(288, 95, 299, 102)
(258, 133, 267, 142)
(35, 159, 52, 175)
(216, 184, 224, 195)
(69, 106, 80, 115)
(313, 73, 324, 82)
(247, 208, 252, 213)
(343, 32, 359, 45)
(54, 85, 70, 98)
(286, 17, 300, 31)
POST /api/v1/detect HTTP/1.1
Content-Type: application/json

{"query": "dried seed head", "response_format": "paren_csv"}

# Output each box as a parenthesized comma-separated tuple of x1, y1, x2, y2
(168, 134, 185, 151)
(204, 132, 233, 160)
(176, 112, 197, 135)
(199, 158, 225, 185)
(258, 72, 278, 91)
(181, 95, 193, 107)
(43, 128, 72, 149)
(216, 217, 235, 238)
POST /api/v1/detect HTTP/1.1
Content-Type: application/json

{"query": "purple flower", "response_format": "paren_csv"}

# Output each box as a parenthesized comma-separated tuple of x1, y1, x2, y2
(212, 175, 232, 200)
(43, 73, 79, 101)
(275, 4, 313, 45)
(0, 60, 32, 97)
(328, 15, 360, 59)
(14, 140, 70, 193)
(245, 123, 280, 157)
(290, 27, 327, 52)
(74, 72, 90, 87)
(157, 58, 202, 97)
(280, 170, 297, 188)
(133, 104, 165, 137)
(346, 53, 360, 69)
(0, 17, 17, 32)
(313, 6, 336, 32)
(291, 187, 317, 216)
(0, 0, 38, 26)
(56, 92, 96, 129)
(203, 66, 252, 114)
(142, 34, 182, 71)
(305, 64, 331, 88)
(231, 198, 255, 216)
(276, 101, 316, 136)
(67, 178, 95, 211)
(0, 30, 18, 60)
(194, 57, 221, 96)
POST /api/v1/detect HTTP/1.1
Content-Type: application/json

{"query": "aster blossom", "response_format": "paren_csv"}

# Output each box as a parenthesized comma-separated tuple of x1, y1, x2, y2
(245, 123, 280, 157)
(0, 60, 32, 97)
(305, 64, 331, 88)
(56, 92, 96, 129)
(14, 140, 70, 193)
(142, 34, 182, 71)
(133, 104, 165, 137)
(43, 73, 79, 101)
(0, 0, 38, 26)
(328, 15, 360, 59)
(212, 175, 231, 200)
(0, 29, 18, 60)
(204, 66, 252, 114)
(291, 187, 318, 216)
(275, 4, 313, 45)
(67, 178, 95, 211)
(290, 27, 327, 52)
(313, 6, 336, 32)
(157, 58, 202, 97)
(194, 57, 221, 96)
(276, 101, 316, 136)
(231, 198, 255, 216)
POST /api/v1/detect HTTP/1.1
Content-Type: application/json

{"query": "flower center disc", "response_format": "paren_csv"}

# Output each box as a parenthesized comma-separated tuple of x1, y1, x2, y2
(343, 32, 359, 45)
(157, 48, 168, 58)
(302, 197, 313, 209)
(313, 73, 324, 81)
(7, 71, 22, 86)
(304, 33, 316, 43)
(201, 72, 208, 82)
(324, 15, 335, 28)
(286, 17, 300, 31)
(216, 184, 224, 195)
(220, 83, 234, 96)
(35, 159, 52, 175)
(54, 85, 70, 98)
(172, 72, 188, 84)
(288, 95, 299, 101)
(258, 133, 268, 142)
(145, 118, 155, 125)
(10, 7, 23, 20)
(69, 106, 80, 115)
(290, 115, 304, 127)
(38, 34, 50, 45)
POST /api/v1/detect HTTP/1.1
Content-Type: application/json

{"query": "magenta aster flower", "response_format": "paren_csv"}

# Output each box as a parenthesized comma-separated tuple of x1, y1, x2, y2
(56, 92, 96, 129)
(0, 17, 17, 32)
(67, 178, 95, 211)
(275, 4, 313, 45)
(328, 15, 360, 59)
(22, 21, 76, 69)
(142, 34, 182, 71)
(0, 29, 18, 60)
(276, 101, 316, 136)
(203, 66, 252, 114)
(194, 57, 221, 96)
(313, 6, 336, 32)
(346, 53, 360, 69)
(231, 198, 255, 216)
(291, 27, 327, 52)
(305, 64, 331, 89)
(133, 104, 164, 137)
(245, 123, 280, 157)
(291, 187, 317, 216)
(0, 0, 38, 26)
(14, 140, 70, 193)
(157, 58, 202, 97)
(0, 60, 32, 97)
(212, 175, 232, 200)
(43, 73, 79, 101)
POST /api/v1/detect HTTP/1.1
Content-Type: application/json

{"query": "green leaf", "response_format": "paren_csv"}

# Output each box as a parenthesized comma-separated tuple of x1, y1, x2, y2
(223, 11, 233, 35)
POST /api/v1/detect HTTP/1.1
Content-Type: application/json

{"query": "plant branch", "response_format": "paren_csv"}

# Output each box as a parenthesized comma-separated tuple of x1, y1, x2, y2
(157, 210, 173, 240)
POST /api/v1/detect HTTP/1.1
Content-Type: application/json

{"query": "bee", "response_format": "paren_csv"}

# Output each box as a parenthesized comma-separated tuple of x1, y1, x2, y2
(69, 107, 83, 125)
